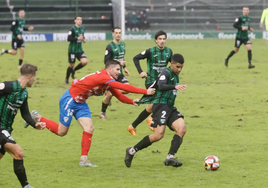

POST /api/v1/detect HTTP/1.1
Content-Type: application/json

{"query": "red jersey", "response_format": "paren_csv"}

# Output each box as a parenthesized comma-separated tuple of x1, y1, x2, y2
(69, 69, 147, 103)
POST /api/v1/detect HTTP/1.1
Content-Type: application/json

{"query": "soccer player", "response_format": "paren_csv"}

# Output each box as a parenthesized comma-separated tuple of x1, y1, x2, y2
(27, 60, 155, 167)
(99, 26, 130, 120)
(125, 54, 187, 168)
(65, 16, 87, 84)
(225, 7, 255, 69)
(260, 5, 268, 43)
(0, 9, 34, 68)
(0, 63, 46, 188)
(127, 30, 172, 136)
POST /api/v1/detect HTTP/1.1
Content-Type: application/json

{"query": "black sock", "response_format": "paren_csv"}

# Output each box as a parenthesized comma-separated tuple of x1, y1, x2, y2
(168, 134, 183, 155)
(101, 102, 109, 113)
(66, 67, 72, 80)
(74, 63, 84, 71)
(132, 109, 151, 128)
(19, 59, 23, 66)
(13, 159, 29, 187)
(4, 49, 8, 53)
(227, 50, 236, 60)
(248, 50, 252, 64)
(134, 135, 152, 152)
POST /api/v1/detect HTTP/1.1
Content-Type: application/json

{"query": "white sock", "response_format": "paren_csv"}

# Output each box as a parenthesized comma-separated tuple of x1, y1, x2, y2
(166, 154, 174, 159)
(80, 155, 87, 163)
(129, 147, 136, 155)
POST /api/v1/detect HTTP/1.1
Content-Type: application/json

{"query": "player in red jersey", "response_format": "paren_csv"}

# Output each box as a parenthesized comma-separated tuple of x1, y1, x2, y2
(26, 60, 155, 167)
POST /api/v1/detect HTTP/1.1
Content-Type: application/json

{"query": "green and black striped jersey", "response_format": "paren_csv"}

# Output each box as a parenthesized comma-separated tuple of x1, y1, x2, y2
(10, 18, 26, 39)
(68, 25, 85, 53)
(133, 46, 172, 85)
(233, 15, 251, 39)
(0, 81, 28, 133)
(104, 41, 126, 74)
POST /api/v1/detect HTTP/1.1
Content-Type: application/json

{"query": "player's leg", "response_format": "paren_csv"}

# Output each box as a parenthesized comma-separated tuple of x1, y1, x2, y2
(127, 103, 153, 135)
(18, 47, 25, 68)
(1, 39, 18, 56)
(66, 53, 76, 84)
(164, 114, 186, 167)
(75, 103, 97, 167)
(4, 138, 32, 187)
(99, 90, 113, 120)
(245, 41, 255, 69)
(225, 38, 241, 67)
(72, 53, 88, 79)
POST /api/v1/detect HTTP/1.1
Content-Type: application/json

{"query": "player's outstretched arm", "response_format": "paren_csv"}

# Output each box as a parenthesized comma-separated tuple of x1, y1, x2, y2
(109, 87, 134, 104)
(108, 81, 154, 95)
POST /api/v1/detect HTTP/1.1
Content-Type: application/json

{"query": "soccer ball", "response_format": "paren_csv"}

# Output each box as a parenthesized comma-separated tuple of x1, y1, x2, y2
(204, 155, 220, 171)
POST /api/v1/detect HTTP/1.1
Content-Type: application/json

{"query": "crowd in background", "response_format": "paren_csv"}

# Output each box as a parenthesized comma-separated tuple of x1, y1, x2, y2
(125, 10, 150, 32)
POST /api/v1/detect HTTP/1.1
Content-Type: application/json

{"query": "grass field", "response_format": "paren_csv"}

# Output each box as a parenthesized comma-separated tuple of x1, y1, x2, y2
(1, 38, 268, 188)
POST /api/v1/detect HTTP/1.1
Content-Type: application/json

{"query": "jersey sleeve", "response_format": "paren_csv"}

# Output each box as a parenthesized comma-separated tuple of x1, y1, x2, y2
(133, 48, 151, 74)
(109, 87, 133, 104)
(233, 17, 242, 29)
(158, 70, 176, 91)
(104, 45, 113, 64)
(20, 98, 36, 128)
(67, 27, 77, 42)
(10, 20, 18, 36)
(107, 80, 147, 95)
(0, 82, 13, 96)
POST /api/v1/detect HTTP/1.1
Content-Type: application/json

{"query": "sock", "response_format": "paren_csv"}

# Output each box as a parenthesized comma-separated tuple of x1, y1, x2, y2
(19, 59, 23, 66)
(66, 67, 72, 80)
(4, 49, 8, 53)
(74, 63, 84, 71)
(101, 102, 109, 113)
(134, 135, 152, 152)
(226, 50, 236, 60)
(81, 131, 93, 156)
(248, 50, 252, 64)
(132, 109, 151, 128)
(41, 117, 59, 135)
(13, 159, 29, 187)
(168, 134, 183, 155)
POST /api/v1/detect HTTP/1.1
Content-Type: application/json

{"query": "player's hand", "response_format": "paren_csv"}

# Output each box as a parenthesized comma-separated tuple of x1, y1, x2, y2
(120, 61, 126, 66)
(140, 72, 147, 78)
(249, 28, 254, 32)
(35, 122, 46, 130)
(83, 39, 86, 43)
(77, 34, 84, 40)
(146, 88, 155, 95)
(242, 27, 248, 31)
(175, 84, 187, 91)
(17, 35, 22, 40)
(28, 26, 34, 31)
(133, 99, 140, 106)
(124, 68, 130, 76)
(260, 23, 263, 28)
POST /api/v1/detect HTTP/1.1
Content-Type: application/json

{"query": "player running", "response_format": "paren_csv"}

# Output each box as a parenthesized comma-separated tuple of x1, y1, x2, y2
(25, 60, 155, 167)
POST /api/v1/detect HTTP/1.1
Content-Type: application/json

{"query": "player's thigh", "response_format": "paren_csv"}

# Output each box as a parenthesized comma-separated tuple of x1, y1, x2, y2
(4, 142, 23, 159)
(245, 44, 252, 50)
(234, 38, 242, 49)
(171, 118, 186, 137)
(146, 103, 153, 113)
(59, 90, 76, 128)
(77, 52, 87, 64)
(0, 129, 18, 158)
(77, 117, 94, 133)
(19, 46, 25, 54)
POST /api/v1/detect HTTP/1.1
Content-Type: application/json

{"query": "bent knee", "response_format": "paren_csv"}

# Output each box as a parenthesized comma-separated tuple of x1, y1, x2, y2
(14, 149, 24, 160)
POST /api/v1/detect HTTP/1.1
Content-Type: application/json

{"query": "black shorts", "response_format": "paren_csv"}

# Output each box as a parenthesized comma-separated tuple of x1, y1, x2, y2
(12, 39, 25, 50)
(117, 74, 129, 83)
(0, 129, 16, 155)
(234, 37, 252, 48)
(151, 104, 184, 131)
(68, 52, 87, 63)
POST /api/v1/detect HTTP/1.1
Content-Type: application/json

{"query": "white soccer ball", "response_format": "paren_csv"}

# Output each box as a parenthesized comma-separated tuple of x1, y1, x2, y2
(204, 155, 220, 171)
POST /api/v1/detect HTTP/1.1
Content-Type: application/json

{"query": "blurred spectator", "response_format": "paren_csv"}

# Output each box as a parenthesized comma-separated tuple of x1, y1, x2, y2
(129, 11, 139, 31)
(125, 11, 131, 31)
(138, 10, 150, 31)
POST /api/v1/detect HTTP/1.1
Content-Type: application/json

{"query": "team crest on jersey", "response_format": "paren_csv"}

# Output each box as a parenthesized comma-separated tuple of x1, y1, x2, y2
(64, 117, 69, 122)
(165, 53, 169, 57)
(160, 119, 166, 124)
(141, 50, 146, 55)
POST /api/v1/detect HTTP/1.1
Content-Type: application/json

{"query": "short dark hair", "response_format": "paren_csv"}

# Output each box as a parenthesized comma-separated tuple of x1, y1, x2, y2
(171, 54, 184, 64)
(18, 9, 25, 12)
(154, 30, 167, 40)
(74, 16, 82, 20)
(20, 63, 37, 75)
(112, 27, 121, 32)
(105, 60, 121, 69)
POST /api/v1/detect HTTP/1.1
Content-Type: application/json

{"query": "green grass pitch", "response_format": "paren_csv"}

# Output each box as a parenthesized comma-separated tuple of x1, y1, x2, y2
(0, 38, 268, 188)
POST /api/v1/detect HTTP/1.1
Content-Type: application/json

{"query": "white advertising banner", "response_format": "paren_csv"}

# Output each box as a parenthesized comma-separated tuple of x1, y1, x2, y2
(0, 34, 12, 43)
(53, 33, 106, 42)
